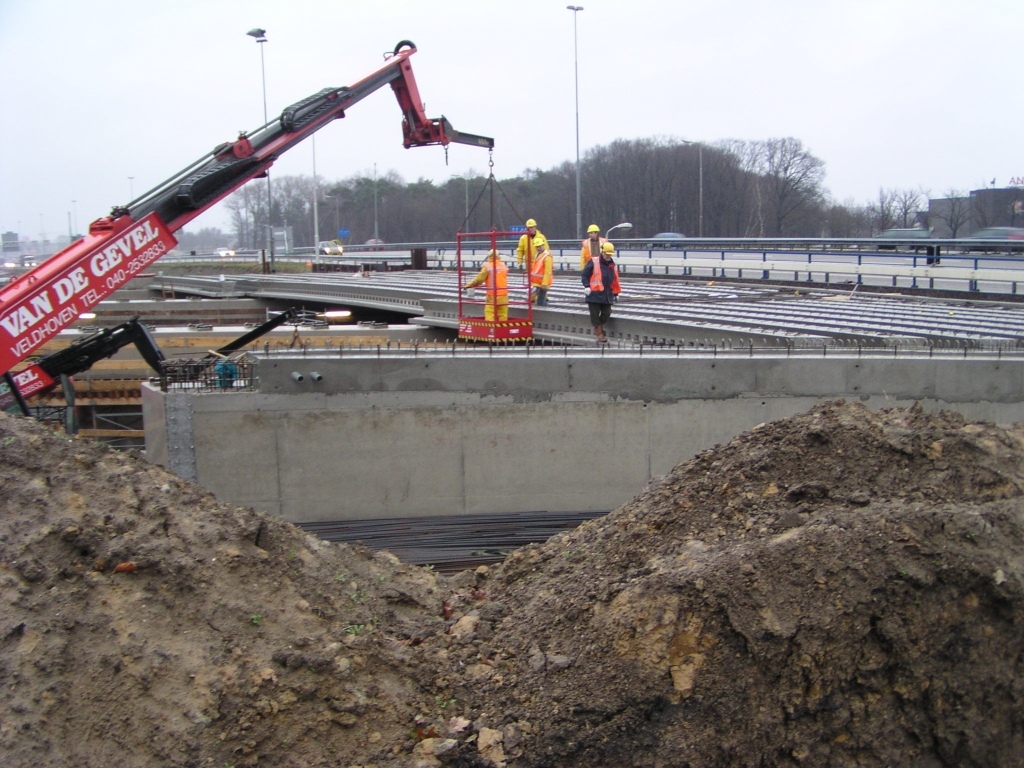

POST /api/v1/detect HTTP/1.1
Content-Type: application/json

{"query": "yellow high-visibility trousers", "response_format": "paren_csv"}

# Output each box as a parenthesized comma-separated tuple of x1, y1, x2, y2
(484, 302, 509, 321)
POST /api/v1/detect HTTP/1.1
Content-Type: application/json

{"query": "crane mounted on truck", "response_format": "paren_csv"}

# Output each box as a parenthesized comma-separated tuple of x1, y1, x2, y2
(0, 40, 492, 401)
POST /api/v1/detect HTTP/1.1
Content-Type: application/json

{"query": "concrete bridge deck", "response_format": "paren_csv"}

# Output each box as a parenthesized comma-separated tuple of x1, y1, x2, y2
(151, 272, 1024, 347)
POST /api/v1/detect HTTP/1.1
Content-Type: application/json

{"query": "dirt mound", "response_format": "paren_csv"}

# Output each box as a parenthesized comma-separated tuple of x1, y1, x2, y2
(432, 401, 1024, 767)
(3, 401, 1024, 767)
(0, 415, 448, 767)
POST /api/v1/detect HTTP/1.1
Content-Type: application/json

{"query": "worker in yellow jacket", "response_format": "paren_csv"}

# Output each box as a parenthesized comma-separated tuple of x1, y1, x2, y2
(516, 218, 549, 268)
(579, 223, 607, 269)
(530, 244, 553, 306)
(462, 249, 509, 321)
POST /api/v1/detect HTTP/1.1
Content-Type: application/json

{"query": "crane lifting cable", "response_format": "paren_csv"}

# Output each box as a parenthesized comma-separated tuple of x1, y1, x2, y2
(456, 149, 533, 342)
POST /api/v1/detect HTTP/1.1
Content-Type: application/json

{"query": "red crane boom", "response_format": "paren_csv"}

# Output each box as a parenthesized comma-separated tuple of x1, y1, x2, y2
(0, 40, 491, 379)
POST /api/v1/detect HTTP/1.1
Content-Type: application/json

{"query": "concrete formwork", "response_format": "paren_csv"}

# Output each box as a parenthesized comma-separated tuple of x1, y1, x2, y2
(143, 351, 1024, 523)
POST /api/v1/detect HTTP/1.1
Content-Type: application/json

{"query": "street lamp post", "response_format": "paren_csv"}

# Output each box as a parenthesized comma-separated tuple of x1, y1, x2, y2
(450, 174, 469, 225)
(71, 200, 77, 236)
(605, 222, 633, 240)
(373, 163, 379, 243)
(567, 5, 584, 240)
(247, 27, 274, 271)
(681, 140, 704, 237)
(312, 134, 319, 265)
(128, 176, 135, 200)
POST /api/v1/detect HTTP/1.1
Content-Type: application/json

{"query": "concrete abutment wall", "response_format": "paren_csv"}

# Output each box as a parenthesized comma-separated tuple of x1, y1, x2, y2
(143, 354, 1024, 523)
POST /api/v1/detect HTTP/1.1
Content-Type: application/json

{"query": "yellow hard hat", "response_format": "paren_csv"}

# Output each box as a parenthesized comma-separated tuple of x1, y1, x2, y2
(488, 248, 499, 257)
(601, 242, 615, 254)
(587, 224, 601, 233)
(525, 218, 537, 228)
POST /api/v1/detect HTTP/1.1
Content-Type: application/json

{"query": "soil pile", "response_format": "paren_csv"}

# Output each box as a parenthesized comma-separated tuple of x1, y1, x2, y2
(0, 415, 449, 768)
(3, 401, 1024, 767)
(437, 401, 1024, 767)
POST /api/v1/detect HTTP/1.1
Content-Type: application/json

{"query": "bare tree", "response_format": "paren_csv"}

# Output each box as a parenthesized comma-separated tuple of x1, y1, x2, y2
(824, 198, 872, 237)
(225, 182, 266, 249)
(756, 138, 826, 236)
(930, 189, 970, 238)
(894, 188, 922, 228)
(971, 194, 995, 231)
(867, 188, 899, 233)
(222, 134, 837, 243)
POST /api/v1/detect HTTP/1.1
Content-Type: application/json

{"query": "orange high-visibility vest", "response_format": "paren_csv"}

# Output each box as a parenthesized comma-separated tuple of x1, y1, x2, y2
(580, 237, 607, 269)
(530, 250, 551, 286)
(485, 261, 509, 298)
(589, 257, 621, 295)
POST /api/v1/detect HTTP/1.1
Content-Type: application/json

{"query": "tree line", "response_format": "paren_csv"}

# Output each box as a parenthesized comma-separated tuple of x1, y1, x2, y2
(213, 136, 938, 249)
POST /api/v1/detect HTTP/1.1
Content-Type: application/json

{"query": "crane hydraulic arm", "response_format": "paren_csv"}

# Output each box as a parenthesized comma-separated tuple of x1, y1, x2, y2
(7, 307, 307, 408)
(0, 40, 492, 381)
(10, 316, 165, 401)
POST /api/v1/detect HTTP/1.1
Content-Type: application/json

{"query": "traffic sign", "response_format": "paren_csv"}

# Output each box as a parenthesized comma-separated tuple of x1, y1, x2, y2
(509, 225, 527, 233)
(337, 228, 350, 238)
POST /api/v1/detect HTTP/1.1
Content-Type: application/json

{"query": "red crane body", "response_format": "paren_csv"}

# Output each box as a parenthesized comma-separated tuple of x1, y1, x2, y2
(0, 41, 491, 380)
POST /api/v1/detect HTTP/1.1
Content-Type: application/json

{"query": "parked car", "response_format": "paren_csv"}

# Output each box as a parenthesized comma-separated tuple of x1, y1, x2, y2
(318, 241, 344, 256)
(647, 232, 687, 248)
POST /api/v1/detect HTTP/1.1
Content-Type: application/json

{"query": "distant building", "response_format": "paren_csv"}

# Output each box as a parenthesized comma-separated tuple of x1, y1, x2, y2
(927, 185, 1024, 237)
(1, 232, 19, 253)
(968, 187, 1024, 232)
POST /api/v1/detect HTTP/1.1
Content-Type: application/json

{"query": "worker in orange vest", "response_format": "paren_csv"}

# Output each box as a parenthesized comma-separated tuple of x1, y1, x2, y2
(581, 241, 621, 342)
(579, 223, 607, 269)
(530, 243, 553, 306)
(516, 218, 549, 268)
(462, 249, 509, 321)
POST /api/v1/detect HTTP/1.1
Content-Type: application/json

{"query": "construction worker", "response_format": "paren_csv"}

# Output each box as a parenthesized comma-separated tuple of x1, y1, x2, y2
(530, 243, 553, 306)
(581, 241, 621, 342)
(462, 249, 509, 321)
(516, 218, 549, 269)
(579, 224, 607, 270)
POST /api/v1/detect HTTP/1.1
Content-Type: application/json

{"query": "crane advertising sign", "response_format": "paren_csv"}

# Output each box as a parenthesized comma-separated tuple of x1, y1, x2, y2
(0, 212, 177, 374)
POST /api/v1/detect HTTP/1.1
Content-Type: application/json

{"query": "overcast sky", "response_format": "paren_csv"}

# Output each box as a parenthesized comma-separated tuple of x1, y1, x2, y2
(1, 0, 1021, 241)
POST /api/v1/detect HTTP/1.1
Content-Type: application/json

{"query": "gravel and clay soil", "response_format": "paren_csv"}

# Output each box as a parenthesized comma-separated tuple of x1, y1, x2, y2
(4, 401, 1024, 767)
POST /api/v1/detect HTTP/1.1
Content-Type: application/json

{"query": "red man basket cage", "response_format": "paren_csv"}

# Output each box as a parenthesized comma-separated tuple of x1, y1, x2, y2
(456, 230, 533, 341)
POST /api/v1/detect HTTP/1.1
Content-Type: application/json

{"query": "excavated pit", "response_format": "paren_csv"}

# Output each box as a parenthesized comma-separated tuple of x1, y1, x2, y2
(2, 400, 1024, 767)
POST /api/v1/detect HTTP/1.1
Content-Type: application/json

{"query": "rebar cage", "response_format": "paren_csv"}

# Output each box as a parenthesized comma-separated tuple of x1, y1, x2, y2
(159, 358, 257, 392)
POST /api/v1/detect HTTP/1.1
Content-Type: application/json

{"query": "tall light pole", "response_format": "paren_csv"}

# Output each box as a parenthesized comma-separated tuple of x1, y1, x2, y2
(312, 134, 319, 260)
(567, 5, 584, 240)
(373, 163, 379, 242)
(681, 140, 704, 237)
(128, 176, 135, 200)
(247, 27, 274, 270)
(71, 200, 77, 236)
(450, 173, 469, 224)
